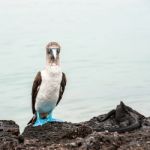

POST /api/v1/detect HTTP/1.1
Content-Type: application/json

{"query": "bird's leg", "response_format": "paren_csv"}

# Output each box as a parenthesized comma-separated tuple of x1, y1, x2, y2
(47, 112, 53, 122)
(33, 112, 43, 126)
(37, 112, 41, 122)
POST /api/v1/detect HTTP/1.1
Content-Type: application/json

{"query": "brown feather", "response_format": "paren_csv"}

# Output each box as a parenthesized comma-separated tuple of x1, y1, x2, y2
(31, 71, 42, 114)
(27, 72, 42, 125)
(56, 72, 67, 105)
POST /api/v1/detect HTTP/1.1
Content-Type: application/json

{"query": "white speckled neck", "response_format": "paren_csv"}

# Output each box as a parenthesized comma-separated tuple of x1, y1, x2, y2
(46, 65, 61, 74)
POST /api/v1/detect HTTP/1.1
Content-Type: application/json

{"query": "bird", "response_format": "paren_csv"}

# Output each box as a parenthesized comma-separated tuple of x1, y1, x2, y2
(28, 42, 67, 126)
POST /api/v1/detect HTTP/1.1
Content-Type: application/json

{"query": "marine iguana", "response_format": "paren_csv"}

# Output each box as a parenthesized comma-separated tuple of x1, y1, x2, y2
(97, 101, 145, 133)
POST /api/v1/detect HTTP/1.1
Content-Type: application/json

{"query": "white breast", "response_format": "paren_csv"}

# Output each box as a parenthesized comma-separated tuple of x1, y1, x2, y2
(35, 66, 62, 113)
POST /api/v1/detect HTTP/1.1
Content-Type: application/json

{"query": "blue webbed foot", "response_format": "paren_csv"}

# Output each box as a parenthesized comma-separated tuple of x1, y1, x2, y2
(33, 112, 63, 127)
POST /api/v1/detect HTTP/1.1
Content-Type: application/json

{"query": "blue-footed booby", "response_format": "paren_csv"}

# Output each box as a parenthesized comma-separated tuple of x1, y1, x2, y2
(28, 42, 67, 126)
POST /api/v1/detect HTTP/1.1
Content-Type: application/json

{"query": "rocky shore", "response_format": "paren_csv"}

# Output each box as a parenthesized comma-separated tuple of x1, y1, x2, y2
(1, 102, 150, 150)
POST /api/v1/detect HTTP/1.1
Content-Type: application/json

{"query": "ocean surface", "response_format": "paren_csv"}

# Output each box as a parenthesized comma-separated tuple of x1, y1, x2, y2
(0, 0, 150, 132)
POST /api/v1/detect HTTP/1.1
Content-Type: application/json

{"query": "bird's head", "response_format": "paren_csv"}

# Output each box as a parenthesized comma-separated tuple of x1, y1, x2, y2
(46, 42, 61, 66)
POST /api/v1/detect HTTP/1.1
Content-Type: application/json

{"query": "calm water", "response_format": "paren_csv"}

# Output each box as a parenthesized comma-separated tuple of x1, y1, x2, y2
(0, 0, 150, 132)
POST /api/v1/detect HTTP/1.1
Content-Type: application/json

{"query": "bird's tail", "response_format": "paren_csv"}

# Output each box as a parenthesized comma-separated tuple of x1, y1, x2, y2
(27, 114, 37, 125)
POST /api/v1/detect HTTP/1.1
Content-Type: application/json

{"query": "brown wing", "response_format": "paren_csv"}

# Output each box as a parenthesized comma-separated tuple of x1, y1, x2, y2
(31, 71, 42, 114)
(56, 72, 67, 105)
(27, 72, 42, 125)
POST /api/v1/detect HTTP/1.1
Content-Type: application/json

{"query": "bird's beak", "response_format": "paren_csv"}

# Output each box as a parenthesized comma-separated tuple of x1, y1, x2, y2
(52, 49, 57, 60)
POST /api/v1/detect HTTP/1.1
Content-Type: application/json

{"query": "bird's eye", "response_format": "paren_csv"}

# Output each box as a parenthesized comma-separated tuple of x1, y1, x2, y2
(47, 49, 52, 54)
(57, 48, 60, 53)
